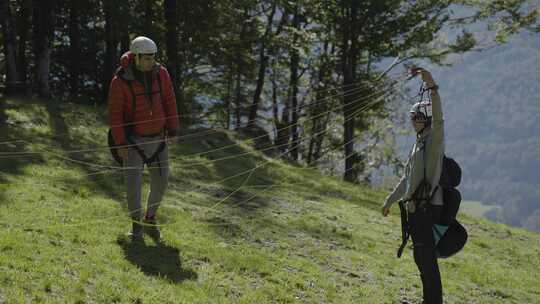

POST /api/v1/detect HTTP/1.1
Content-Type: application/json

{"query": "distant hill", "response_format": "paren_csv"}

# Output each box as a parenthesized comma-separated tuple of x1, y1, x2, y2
(430, 31, 540, 232)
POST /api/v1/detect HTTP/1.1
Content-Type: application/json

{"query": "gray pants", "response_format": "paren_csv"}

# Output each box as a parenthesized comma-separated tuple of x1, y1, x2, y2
(124, 134, 169, 220)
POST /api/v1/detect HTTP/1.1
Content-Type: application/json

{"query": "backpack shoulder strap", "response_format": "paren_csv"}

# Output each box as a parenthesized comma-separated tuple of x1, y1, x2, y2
(410, 139, 432, 205)
(397, 200, 410, 258)
(125, 79, 137, 116)
(156, 70, 164, 105)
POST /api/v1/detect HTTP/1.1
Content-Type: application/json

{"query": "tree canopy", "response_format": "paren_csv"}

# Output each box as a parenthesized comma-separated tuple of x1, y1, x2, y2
(1, 0, 538, 187)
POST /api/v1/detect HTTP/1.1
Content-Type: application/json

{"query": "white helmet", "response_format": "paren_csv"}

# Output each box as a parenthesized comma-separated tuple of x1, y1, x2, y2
(410, 101, 432, 121)
(130, 36, 157, 54)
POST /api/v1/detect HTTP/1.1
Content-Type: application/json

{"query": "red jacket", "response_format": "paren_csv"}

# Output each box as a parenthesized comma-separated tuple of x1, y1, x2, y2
(107, 52, 179, 145)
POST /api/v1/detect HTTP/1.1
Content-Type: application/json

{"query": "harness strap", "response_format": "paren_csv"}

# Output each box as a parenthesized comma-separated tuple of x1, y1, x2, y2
(156, 71, 163, 100)
(127, 80, 136, 116)
(413, 138, 436, 208)
(123, 70, 167, 168)
(146, 139, 166, 165)
(127, 135, 166, 167)
(397, 199, 410, 258)
(397, 138, 437, 258)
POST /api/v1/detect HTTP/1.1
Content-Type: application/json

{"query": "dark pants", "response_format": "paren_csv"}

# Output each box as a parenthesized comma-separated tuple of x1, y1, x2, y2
(410, 204, 443, 304)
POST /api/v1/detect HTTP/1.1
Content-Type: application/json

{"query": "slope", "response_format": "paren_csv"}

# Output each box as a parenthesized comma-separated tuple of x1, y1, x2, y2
(0, 97, 539, 304)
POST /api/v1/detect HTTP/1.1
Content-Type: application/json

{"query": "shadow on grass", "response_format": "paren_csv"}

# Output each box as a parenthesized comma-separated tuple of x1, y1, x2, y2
(305, 178, 382, 213)
(0, 97, 45, 183)
(171, 129, 274, 213)
(117, 236, 197, 283)
(204, 216, 244, 239)
(44, 100, 123, 201)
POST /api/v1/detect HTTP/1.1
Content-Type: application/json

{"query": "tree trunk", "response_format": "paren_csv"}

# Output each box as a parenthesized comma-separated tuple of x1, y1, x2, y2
(271, 69, 279, 128)
(289, 5, 300, 161)
(118, 0, 131, 53)
(234, 14, 248, 130)
(17, 0, 32, 85)
(225, 69, 233, 129)
(144, 0, 155, 41)
(289, 56, 300, 160)
(120, 34, 130, 54)
(315, 109, 333, 160)
(246, 37, 267, 128)
(69, 0, 82, 98)
(247, 2, 276, 129)
(164, 0, 178, 89)
(310, 94, 334, 164)
(0, 0, 20, 95)
(33, 0, 57, 99)
(272, 69, 289, 152)
(308, 41, 330, 165)
(234, 69, 242, 129)
(342, 59, 358, 183)
(103, 0, 119, 103)
(341, 2, 360, 183)
(275, 76, 291, 153)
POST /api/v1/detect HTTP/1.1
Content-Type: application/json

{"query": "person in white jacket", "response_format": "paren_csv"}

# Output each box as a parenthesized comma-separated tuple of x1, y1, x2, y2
(382, 67, 444, 304)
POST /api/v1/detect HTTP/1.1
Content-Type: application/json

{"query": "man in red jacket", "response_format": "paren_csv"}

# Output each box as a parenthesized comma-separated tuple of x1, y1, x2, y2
(107, 36, 179, 242)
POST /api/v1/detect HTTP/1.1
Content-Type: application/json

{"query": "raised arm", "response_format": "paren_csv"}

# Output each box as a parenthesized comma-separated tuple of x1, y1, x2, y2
(421, 70, 443, 131)
(419, 69, 444, 189)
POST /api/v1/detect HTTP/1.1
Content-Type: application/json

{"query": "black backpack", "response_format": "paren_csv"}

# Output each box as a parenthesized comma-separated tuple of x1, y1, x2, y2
(434, 219, 468, 258)
(440, 156, 461, 188)
(397, 155, 468, 259)
(435, 155, 467, 258)
(439, 156, 462, 225)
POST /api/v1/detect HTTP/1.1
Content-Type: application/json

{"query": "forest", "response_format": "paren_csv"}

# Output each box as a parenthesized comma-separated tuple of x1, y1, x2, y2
(1, 0, 539, 218)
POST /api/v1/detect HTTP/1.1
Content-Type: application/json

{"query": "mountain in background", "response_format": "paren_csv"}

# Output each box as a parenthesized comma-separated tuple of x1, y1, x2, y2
(429, 31, 540, 232)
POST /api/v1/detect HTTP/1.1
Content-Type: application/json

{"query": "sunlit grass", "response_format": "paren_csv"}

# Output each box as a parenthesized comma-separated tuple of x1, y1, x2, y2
(0, 97, 539, 303)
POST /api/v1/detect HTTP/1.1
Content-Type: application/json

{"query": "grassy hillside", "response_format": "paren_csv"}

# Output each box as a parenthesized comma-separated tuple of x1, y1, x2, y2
(460, 201, 499, 219)
(1, 97, 539, 304)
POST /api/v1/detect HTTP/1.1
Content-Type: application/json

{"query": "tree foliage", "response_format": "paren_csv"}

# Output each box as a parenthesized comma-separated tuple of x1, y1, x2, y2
(0, 0, 538, 186)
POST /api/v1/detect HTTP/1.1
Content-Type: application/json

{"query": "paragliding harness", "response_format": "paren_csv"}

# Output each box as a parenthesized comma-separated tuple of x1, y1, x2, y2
(107, 72, 167, 174)
(396, 141, 467, 259)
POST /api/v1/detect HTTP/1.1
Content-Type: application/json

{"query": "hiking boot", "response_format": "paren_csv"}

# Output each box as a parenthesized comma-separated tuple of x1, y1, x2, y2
(143, 215, 161, 243)
(128, 221, 144, 242)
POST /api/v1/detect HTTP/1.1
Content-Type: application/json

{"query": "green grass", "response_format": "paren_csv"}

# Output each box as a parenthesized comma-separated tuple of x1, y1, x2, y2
(1, 97, 539, 304)
(460, 201, 499, 219)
